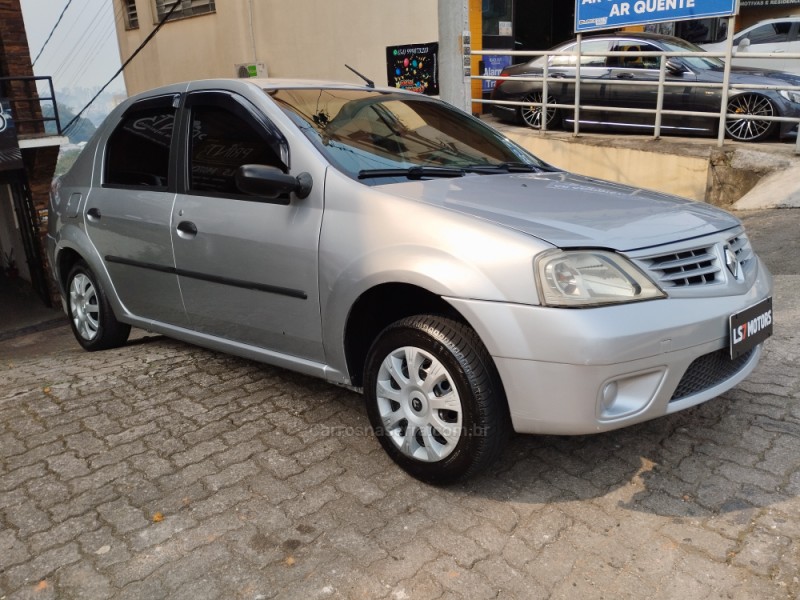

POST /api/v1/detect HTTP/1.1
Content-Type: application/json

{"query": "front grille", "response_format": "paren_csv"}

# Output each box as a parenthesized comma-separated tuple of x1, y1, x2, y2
(641, 232, 756, 289)
(670, 348, 754, 402)
(645, 245, 721, 288)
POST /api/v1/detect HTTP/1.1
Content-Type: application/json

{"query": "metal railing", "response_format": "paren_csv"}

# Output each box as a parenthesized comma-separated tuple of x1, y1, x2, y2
(0, 76, 62, 137)
(471, 47, 800, 153)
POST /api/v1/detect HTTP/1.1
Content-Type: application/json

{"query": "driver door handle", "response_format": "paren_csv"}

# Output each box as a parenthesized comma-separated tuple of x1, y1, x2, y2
(87, 207, 101, 220)
(616, 72, 635, 80)
(176, 220, 198, 238)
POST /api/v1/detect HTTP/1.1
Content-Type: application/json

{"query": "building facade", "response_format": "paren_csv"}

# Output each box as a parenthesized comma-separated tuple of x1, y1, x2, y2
(0, 0, 65, 306)
(116, 1, 440, 96)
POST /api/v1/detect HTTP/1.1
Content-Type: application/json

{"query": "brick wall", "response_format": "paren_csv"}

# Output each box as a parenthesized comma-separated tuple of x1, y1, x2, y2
(1, 0, 62, 306)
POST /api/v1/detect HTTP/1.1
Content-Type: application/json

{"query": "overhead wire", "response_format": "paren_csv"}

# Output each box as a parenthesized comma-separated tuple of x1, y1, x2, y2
(63, 0, 183, 135)
(55, 2, 118, 89)
(51, 2, 113, 85)
(31, 0, 74, 66)
(67, 2, 126, 90)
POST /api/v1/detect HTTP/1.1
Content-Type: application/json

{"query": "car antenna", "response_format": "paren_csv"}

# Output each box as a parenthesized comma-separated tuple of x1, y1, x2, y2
(345, 64, 374, 88)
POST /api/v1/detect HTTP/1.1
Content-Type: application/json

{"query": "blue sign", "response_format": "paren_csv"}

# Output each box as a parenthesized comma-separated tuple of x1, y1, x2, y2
(575, 0, 738, 33)
(482, 55, 513, 93)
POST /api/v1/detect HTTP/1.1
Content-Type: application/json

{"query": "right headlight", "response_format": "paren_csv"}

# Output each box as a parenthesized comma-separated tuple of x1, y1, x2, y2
(779, 90, 800, 104)
(535, 249, 666, 307)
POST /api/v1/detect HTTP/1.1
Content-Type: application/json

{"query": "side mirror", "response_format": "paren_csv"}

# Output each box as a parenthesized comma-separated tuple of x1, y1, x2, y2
(737, 38, 751, 53)
(665, 59, 686, 75)
(235, 164, 312, 200)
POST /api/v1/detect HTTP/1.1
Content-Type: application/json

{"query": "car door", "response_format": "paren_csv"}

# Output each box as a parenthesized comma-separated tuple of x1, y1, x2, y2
(604, 40, 702, 133)
(84, 94, 188, 326)
(549, 39, 612, 126)
(171, 88, 325, 361)
(733, 21, 796, 72)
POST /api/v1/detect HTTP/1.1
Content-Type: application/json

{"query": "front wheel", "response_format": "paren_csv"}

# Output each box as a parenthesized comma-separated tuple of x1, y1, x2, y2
(364, 315, 509, 484)
(519, 92, 559, 130)
(66, 260, 130, 351)
(725, 94, 778, 142)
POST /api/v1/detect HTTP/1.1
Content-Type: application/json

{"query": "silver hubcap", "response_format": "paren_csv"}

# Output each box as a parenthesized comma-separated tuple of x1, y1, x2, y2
(521, 93, 555, 129)
(69, 273, 99, 341)
(726, 95, 774, 141)
(375, 346, 463, 463)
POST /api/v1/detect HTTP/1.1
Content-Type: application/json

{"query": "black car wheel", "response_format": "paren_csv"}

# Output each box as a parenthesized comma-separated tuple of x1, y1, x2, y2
(364, 315, 510, 484)
(725, 94, 778, 142)
(66, 260, 131, 351)
(519, 92, 559, 130)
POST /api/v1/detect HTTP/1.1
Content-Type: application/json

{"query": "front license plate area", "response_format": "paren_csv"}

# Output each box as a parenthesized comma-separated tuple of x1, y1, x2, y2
(730, 297, 773, 359)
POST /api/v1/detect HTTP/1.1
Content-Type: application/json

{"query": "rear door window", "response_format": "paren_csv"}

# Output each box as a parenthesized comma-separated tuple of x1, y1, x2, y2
(104, 97, 176, 189)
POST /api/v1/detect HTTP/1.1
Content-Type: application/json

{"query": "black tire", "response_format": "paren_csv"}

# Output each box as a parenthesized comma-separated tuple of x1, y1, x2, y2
(725, 93, 778, 142)
(519, 91, 559, 130)
(66, 260, 130, 351)
(364, 315, 510, 484)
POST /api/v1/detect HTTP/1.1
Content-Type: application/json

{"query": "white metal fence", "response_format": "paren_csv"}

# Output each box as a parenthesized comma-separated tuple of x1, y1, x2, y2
(471, 46, 800, 153)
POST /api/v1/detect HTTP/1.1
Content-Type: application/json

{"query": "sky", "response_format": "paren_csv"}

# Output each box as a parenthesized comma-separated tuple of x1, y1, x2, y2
(19, 0, 126, 96)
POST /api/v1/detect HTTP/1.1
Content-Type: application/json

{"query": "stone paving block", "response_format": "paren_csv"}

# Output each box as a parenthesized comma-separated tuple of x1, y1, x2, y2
(70, 463, 130, 495)
(97, 498, 149, 535)
(285, 458, 344, 490)
(56, 563, 115, 600)
(5, 441, 64, 471)
(5, 542, 82, 589)
(5, 501, 53, 537)
(0, 463, 47, 491)
(172, 439, 227, 468)
(0, 528, 31, 569)
(333, 471, 386, 505)
(204, 459, 260, 491)
(27, 512, 100, 554)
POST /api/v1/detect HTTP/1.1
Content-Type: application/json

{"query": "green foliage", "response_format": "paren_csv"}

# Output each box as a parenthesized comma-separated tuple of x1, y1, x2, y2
(43, 103, 96, 144)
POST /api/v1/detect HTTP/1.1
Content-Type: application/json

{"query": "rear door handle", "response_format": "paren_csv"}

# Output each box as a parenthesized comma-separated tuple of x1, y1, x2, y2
(86, 207, 101, 220)
(616, 72, 635, 80)
(176, 220, 198, 238)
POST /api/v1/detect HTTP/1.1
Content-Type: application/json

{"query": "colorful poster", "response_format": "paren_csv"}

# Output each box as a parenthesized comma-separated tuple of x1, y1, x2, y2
(386, 42, 439, 96)
(482, 55, 513, 93)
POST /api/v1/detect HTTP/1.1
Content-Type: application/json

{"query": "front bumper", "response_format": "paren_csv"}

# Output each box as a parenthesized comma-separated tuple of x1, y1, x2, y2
(445, 258, 773, 435)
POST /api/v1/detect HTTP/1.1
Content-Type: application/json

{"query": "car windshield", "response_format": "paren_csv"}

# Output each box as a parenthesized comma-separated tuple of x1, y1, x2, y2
(659, 37, 725, 71)
(270, 88, 545, 182)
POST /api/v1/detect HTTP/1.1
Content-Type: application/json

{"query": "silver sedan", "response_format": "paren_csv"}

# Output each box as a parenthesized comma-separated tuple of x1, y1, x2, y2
(47, 79, 773, 482)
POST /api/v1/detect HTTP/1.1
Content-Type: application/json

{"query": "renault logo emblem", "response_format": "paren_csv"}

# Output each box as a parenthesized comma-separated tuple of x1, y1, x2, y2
(724, 246, 739, 279)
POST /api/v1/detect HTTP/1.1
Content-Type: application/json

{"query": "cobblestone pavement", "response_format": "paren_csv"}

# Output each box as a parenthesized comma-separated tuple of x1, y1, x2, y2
(1, 211, 798, 599)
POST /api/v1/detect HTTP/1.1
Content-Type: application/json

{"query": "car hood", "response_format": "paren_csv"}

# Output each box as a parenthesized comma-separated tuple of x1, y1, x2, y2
(379, 171, 739, 252)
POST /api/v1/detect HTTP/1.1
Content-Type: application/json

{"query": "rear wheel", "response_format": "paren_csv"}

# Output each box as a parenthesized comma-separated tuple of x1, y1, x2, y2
(364, 315, 509, 484)
(725, 94, 778, 142)
(519, 91, 559, 130)
(66, 261, 130, 351)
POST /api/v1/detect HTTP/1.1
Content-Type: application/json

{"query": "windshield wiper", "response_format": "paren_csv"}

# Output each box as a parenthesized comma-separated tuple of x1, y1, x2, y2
(358, 167, 466, 180)
(464, 161, 542, 173)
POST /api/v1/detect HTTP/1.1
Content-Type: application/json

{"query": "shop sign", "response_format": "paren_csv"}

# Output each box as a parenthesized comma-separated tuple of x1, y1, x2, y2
(0, 99, 23, 172)
(482, 55, 513, 92)
(575, 0, 738, 33)
(740, 0, 800, 6)
(386, 42, 439, 95)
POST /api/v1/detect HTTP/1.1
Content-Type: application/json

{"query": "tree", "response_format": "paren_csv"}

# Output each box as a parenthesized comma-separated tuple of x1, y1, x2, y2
(43, 103, 96, 144)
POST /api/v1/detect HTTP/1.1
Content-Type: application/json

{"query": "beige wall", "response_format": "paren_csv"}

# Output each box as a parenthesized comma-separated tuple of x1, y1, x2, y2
(116, 1, 439, 96)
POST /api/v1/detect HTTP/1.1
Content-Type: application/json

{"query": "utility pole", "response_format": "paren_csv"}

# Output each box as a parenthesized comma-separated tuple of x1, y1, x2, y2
(438, 0, 471, 112)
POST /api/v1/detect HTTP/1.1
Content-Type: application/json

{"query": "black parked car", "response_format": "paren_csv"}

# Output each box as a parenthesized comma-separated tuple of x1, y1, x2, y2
(490, 32, 800, 142)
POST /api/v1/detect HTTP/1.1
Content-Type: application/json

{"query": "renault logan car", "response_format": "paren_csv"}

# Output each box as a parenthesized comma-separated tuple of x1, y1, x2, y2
(47, 79, 773, 483)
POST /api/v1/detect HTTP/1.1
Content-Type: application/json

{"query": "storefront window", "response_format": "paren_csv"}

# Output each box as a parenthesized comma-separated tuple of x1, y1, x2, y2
(483, 0, 513, 37)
